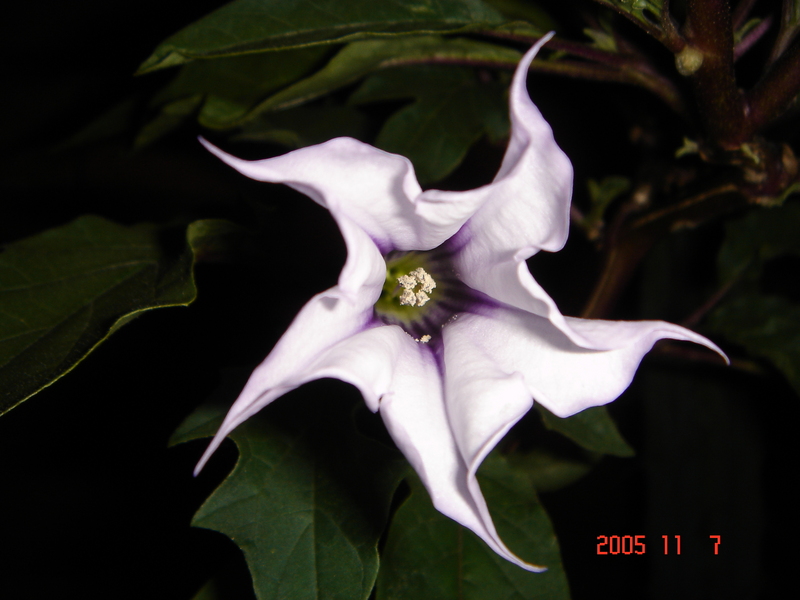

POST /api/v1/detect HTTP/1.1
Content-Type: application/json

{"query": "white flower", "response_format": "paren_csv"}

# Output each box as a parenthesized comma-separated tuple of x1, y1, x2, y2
(197, 34, 725, 571)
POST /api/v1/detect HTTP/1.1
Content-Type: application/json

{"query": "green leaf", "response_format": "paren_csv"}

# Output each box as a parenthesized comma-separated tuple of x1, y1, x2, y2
(537, 405, 635, 457)
(581, 175, 631, 239)
(351, 64, 511, 183)
(709, 202, 800, 397)
(376, 453, 570, 600)
(506, 450, 592, 493)
(234, 105, 370, 148)
(140, 47, 329, 139)
(135, 94, 204, 148)
(173, 395, 409, 600)
(481, 0, 556, 27)
(0, 216, 202, 416)
(138, 0, 508, 74)
(250, 36, 522, 115)
(186, 218, 256, 264)
(716, 202, 800, 284)
(595, 0, 664, 30)
(708, 293, 800, 397)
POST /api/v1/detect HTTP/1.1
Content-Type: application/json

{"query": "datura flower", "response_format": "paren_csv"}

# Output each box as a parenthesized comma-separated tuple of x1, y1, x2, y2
(197, 34, 724, 571)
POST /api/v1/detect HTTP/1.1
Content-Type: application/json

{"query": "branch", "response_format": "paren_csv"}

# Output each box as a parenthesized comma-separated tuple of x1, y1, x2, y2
(768, 0, 800, 63)
(478, 31, 687, 116)
(683, 0, 747, 148)
(581, 182, 746, 319)
(590, 0, 685, 52)
(731, 0, 760, 31)
(746, 35, 800, 134)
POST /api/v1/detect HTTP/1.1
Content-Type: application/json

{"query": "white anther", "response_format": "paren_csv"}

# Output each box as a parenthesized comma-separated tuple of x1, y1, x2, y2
(399, 289, 417, 306)
(398, 273, 417, 290)
(397, 267, 436, 307)
(413, 268, 436, 294)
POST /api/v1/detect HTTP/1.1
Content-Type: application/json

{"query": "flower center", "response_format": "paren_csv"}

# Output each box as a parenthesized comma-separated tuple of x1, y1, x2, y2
(374, 249, 470, 343)
(398, 267, 436, 307)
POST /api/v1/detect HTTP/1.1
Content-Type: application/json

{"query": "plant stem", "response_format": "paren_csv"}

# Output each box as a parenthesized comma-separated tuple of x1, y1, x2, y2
(684, 0, 746, 148)
(581, 182, 745, 319)
(731, 0, 760, 30)
(746, 35, 800, 135)
(660, 0, 687, 51)
(681, 275, 740, 328)
(478, 31, 687, 115)
(528, 58, 687, 115)
(734, 15, 773, 62)
(768, 0, 800, 63)
(650, 341, 761, 372)
(590, 0, 683, 52)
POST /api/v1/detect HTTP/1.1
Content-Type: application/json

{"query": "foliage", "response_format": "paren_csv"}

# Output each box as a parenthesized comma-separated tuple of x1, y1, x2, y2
(3, 0, 799, 598)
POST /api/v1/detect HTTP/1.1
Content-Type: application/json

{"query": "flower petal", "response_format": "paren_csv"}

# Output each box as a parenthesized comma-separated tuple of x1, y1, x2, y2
(194, 213, 386, 473)
(437, 33, 572, 263)
(445, 36, 578, 342)
(379, 336, 546, 572)
(194, 285, 377, 474)
(442, 315, 534, 472)
(445, 308, 725, 421)
(202, 137, 473, 253)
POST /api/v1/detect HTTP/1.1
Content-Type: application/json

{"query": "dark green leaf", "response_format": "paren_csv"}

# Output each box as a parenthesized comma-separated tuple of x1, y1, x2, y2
(250, 36, 522, 115)
(581, 175, 631, 238)
(138, 0, 508, 74)
(537, 405, 634, 457)
(506, 450, 592, 493)
(708, 293, 800, 397)
(716, 202, 800, 284)
(595, 0, 664, 30)
(135, 95, 204, 148)
(351, 64, 511, 183)
(234, 105, 370, 148)
(376, 453, 570, 600)
(481, 0, 556, 26)
(0, 216, 201, 416)
(173, 395, 408, 600)
(708, 202, 800, 396)
(187, 218, 256, 264)
(140, 47, 328, 138)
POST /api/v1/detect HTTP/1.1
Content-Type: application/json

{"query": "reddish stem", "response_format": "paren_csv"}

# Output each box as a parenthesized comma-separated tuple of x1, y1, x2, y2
(479, 30, 687, 116)
(746, 35, 800, 135)
(581, 182, 745, 319)
(734, 15, 773, 62)
(731, 0, 760, 31)
(684, 0, 747, 148)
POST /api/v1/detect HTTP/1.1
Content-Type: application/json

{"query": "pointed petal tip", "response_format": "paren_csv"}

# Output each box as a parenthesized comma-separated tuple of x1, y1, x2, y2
(198, 136, 237, 166)
(192, 444, 213, 477)
(668, 325, 729, 366)
(705, 339, 730, 366)
(192, 432, 227, 477)
(514, 31, 556, 89)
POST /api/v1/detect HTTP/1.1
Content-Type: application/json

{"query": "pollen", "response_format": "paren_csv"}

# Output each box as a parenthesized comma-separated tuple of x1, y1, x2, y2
(397, 267, 436, 307)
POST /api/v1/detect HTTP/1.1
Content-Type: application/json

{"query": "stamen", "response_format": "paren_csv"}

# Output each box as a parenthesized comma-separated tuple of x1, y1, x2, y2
(397, 267, 436, 307)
